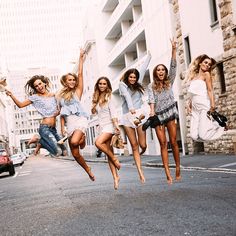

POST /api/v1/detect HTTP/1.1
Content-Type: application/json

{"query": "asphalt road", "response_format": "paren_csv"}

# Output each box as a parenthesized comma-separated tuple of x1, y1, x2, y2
(1, 156, 236, 236)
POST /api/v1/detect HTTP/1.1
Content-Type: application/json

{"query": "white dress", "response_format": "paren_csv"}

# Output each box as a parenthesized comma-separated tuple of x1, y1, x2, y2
(188, 79, 224, 141)
(96, 97, 116, 134)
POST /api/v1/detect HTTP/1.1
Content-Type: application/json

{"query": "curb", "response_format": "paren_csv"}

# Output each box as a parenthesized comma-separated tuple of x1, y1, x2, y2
(54, 156, 236, 173)
(145, 162, 236, 173)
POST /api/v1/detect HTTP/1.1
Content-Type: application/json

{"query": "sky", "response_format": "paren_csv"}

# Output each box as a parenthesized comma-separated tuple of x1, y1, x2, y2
(0, 0, 96, 74)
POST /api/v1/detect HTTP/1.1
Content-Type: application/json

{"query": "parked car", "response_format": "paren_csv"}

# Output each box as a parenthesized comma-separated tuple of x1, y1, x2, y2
(10, 153, 25, 166)
(0, 149, 15, 176)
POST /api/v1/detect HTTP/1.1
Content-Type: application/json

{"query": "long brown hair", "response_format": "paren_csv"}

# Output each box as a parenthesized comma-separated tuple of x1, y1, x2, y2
(152, 64, 170, 92)
(188, 54, 216, 81)
(25, 75, 51, 96)
(58, 73, 78, 101)
(120, 68, 144, 94)
(91, 77, 112, 114)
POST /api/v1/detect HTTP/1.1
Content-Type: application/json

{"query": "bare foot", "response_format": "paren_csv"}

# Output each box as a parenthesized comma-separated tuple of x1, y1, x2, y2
(27, 134, 39, 146)
(114, 176, 120, 190)
(88, 167, 95, 181)
(79, 134, 86, 149)
(176, 167, 181, 181)
(113, 157, 121, 170)
(139, 172, 146, 184)
(167, 177, 173, 185)
(176, 176, 181, 181)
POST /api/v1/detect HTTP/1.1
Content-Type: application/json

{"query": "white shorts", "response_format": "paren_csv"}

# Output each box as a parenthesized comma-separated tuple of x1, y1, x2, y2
(100, 123, 115, 134)
(66, 115, 88, 136)
(120, 108, 147, 128)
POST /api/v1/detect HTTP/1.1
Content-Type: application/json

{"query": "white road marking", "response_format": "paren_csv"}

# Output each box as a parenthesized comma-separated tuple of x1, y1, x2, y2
(219, 162, 236, 168)
(18, 173, 30, 176)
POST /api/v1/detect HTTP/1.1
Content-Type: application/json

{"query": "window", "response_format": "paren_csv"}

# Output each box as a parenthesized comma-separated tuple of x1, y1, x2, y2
(217, 62, 226, 93)
(184, 36, 191, 66)
(209, 0, 219, 27)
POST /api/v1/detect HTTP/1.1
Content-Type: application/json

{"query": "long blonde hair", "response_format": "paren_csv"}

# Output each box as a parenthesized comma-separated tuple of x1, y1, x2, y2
(58, 73, 78, 101)
(91, 77, 112, 114)
(187, 54, 216, 81)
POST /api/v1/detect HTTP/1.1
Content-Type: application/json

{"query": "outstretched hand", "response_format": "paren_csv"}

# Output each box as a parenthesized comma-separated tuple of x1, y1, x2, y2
(79, 48, 86, 60)
(5, 89, 12, 97)
(170, 37, 177, 50)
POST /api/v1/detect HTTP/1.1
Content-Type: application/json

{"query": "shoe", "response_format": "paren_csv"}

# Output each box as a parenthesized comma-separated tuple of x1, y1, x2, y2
(133, 118, 141, 126)
(210, 111, 227, 127)
(134, 114, 145, 126)
(142, 116, 158, 130)
(142, 118, 152, 131)
(57, 136, 68, 144)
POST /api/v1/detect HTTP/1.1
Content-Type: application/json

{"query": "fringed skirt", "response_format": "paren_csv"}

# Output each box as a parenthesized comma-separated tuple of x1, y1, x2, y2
(154, 102, 179, 127)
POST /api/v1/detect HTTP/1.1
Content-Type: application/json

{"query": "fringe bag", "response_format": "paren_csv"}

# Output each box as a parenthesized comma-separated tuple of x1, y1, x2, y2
(111, 134, 125, 149)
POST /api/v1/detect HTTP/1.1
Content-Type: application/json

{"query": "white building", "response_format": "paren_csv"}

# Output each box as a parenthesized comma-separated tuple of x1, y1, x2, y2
(175, 0, 236, 154)
(0, 0, 87, 72)
(81, 0, 183, 156)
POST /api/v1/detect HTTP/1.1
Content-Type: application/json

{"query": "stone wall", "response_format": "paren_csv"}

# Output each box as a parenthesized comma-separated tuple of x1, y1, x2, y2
(171, 0, 236, 154)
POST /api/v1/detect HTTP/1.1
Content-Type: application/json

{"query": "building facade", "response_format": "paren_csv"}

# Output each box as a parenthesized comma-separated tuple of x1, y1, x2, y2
(81, 0, 184, 156)
(172, 0, 236, 154)
(81, 0, 235, 155)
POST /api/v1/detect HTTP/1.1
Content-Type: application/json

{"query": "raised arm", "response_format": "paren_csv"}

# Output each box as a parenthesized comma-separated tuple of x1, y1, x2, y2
(75, 49, 85, 100)
(171, 38, 177, 60)
(119, 82, 135, 113)
(205, 72, 215, 111)
(6, 90, 32, 108)
(169, 38, 177, 84)
(147, 84, 156, 116)
(137, 52, 151, 84)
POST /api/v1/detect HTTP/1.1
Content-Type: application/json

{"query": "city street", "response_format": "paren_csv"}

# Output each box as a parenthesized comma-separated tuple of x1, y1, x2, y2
(1, 155, 236, 236)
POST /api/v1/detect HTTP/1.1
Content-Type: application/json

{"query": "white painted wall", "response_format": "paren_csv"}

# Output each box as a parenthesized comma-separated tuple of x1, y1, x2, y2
(178, 0, 224, 61)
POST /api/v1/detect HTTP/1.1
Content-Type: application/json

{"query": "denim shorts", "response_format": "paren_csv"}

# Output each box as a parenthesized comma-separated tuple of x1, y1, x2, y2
(38, 124, 66, 156)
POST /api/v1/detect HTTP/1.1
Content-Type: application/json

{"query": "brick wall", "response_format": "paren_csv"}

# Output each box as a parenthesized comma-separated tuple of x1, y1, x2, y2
(171, 0, 236, 154)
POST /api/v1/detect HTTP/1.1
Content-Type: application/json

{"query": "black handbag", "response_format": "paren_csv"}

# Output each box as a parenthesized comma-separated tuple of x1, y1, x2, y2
(207, 110, 227, 127)
(142, 115, 161, 131)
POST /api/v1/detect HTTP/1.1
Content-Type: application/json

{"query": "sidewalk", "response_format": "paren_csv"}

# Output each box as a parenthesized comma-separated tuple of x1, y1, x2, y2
(55, 152, 236, 173)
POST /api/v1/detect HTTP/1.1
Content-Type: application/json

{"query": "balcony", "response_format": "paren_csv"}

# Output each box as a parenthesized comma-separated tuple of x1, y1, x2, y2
(107, 16, 144, 66)
(101, 0, 119, 12)
(104, 0, 133, 39)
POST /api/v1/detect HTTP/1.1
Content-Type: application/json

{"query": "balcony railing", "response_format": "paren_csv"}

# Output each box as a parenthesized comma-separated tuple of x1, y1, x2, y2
(104, 0, 132, 39)
(107, 16, 144, 66)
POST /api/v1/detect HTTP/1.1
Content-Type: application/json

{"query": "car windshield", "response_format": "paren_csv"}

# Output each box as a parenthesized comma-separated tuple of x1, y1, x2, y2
(11, 155, 19, 158)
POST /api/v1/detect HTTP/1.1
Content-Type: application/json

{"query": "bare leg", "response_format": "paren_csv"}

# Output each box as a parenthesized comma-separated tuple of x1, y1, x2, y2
(27, 134, 40, 146)
(155, 125, 173, 184)
(124, 126, 145, 183)
(105, 140, 120, 190)
(137, 125, 147, 155)
(69, 130, 95, 181)
(166, 120, 181, 181)
(34, 143, 41, 155)
(79, 133, 86, 149)
(95, 133, 121, 170)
